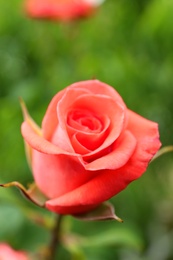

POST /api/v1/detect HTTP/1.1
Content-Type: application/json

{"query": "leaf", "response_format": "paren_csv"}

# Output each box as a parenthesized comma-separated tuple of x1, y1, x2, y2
(62, 227, 144, 253)
(79, 226, 144, 251)
(73, 202, 123, 222)
(0, 181, 47, 208)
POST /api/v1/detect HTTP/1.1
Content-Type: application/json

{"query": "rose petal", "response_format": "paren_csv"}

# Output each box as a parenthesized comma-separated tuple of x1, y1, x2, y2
(32, 150, 98, 199)
(71, 134, 91, 154)
(69, 80, 126, 106)
(42, 89, 65, 140)
(46, 202, 96, 215)
(51, 124, 75, 153)
(83, 130, 136, 170)
(21, 121, 75, 156)
(45, 168, 128, 214)
(122, 109, 162, 180)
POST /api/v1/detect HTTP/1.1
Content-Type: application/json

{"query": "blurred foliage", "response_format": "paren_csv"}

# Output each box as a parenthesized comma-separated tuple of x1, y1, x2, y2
(0, 0, 173, 259)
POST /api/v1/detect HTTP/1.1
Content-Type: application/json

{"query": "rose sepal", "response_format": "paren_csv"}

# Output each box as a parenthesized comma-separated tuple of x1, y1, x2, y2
(151, 145, 173, 162)
(20, 97, 42, 169)
(73, 202, 123, 222)
(0, 181, 47, 208)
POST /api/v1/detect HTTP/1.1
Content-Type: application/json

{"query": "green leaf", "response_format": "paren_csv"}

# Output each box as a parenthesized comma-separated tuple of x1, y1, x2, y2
(80, 226, 143, 251)
(62, 226, 143, 254)
(73, 202, 123, 222)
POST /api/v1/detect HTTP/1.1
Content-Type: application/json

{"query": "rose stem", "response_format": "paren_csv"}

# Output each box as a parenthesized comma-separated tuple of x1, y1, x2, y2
(46, 214, 63, 260)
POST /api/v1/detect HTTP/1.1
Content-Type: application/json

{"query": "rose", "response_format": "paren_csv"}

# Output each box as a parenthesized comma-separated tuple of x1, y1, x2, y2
(0, 243, 29, 260)
(25, 0, 104, 21)
(21, 80, 161, 215)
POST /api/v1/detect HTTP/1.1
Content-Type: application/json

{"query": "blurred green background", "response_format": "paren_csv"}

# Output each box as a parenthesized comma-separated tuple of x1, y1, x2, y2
(1, 0, 173, 259)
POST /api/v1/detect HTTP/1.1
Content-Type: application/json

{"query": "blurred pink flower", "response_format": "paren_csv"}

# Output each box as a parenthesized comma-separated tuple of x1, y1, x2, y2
(0, 243, 29, 260)
(25, 0, 105, 21)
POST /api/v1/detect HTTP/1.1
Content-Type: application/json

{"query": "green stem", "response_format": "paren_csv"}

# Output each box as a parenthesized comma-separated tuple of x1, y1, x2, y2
(151, 145, 173, 162)
(46, 214, 63, 260)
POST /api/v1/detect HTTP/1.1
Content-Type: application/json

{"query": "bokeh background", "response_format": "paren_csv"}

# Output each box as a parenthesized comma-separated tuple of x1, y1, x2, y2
(1, 0, 173, 259)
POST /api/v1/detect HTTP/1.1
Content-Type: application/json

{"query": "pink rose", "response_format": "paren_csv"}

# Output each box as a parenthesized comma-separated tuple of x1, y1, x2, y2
(24, 0, 104, 21)
(0, 243, 28, 260)
(21, 80, 161, 215)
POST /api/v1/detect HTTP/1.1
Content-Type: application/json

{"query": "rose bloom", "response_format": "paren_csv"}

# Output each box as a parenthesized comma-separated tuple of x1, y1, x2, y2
(21, 80, 161, 215)
(0, 243, 28, 260)
(24, 0, 104, 21)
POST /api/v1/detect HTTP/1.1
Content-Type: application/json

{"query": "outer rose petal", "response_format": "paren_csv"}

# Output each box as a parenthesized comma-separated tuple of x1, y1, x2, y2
(46, 113, 161, 214)
(22, 120, 86, 157)
(21, 121, 73, 156)
(32, 150, 98, 198)
(123, 109, 162, 180)
(0, 243, 28, 260)
(45, 168, 129, 214)
(68, 80, 125, 104)
(42, 89, 65, 141)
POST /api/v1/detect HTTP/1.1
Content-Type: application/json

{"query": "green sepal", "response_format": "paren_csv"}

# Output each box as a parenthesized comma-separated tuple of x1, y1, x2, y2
(0, 181, 47, 208)
(19, 97, 42, 169)
(151, 145, 173, 162)
(73, 202, 123, 222)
